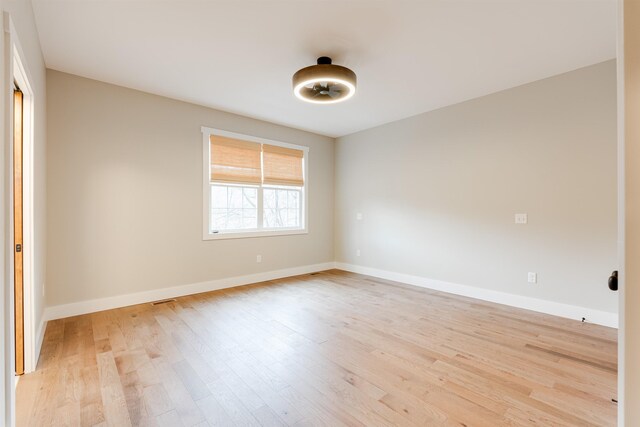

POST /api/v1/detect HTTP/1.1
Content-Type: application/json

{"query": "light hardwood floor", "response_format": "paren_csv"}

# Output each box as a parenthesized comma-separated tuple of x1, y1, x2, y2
(16, 270, 617, 426)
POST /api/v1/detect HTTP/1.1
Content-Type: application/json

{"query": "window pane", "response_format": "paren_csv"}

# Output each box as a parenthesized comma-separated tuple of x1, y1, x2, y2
(263, 188, 276, 209)
(277, 190, 288, 208)
(242, 187, 257, 209)
(228, 187, 242, 209)
(287, 191, 299, 209)
(212, 184, 302, 233)
(211, 186, 227, 209)
(287, 209, 299, 227)
(242, 207, 257, 229)
(224, 208, 238, 230)
(242, 216, 257, 228)
(263, 208, 276, 228)
(262, 187, 302, 229)
(211, 184, 257, 231)
(211, 208, 232, 230)
(277, 208, 287, 226)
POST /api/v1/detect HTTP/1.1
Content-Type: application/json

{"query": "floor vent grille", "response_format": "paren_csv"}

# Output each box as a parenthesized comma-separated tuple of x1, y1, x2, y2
(151, 299, 177, 306)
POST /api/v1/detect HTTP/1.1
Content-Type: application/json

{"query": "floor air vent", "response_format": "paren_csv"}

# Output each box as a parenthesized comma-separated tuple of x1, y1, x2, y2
(151, 299, 176, 306)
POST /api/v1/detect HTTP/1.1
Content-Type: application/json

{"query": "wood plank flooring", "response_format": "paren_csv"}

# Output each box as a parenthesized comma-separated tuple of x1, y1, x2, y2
(16, 270, 618, 426)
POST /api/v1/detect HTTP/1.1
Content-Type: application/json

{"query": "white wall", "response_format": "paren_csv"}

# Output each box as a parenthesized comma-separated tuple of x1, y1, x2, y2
(0, 0, 46, 424)
(46, 70, 334, 308)
(335, 60, 618, 318)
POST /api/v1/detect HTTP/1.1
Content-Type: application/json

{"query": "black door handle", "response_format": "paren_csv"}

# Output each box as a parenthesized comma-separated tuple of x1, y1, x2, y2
(608, 271, 618, 291)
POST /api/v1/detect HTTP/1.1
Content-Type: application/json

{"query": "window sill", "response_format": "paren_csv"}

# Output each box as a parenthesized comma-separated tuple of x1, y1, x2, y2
(203, 228, 308, 241)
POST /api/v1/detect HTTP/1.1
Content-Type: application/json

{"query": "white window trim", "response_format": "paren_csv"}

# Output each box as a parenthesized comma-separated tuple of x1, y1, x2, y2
(201, 126, 309, 240)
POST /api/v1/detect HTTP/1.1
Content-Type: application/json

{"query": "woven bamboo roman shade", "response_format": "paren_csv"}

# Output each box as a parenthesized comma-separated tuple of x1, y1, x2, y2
(263, 145, 304, 186)
(210, 135, 262, 184)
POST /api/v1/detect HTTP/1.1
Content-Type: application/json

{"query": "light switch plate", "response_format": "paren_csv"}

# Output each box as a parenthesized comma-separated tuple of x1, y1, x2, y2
(528, 272, 537, 283)
(515, 213, 528, 224)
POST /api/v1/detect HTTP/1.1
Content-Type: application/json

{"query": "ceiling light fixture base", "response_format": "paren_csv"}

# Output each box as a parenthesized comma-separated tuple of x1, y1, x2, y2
(292, 57, 357, 104)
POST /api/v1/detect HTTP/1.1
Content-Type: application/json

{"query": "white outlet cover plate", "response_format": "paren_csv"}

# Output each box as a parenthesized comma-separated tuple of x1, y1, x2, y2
(515, 213, 528, 224)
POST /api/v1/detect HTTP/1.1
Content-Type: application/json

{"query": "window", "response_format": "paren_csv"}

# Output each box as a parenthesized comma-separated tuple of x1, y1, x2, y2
(202, 127, 308, 239)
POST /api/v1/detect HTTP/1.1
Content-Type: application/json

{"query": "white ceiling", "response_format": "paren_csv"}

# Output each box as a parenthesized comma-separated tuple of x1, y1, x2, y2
(32, 0, 616, 138)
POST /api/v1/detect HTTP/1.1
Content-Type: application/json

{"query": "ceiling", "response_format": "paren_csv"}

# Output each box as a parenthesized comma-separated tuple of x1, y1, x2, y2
(31, 0, 616, 138)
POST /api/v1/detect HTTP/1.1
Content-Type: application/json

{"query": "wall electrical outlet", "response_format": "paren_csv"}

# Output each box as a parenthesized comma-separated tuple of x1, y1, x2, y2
(515, 213, 528, 224)
(356, 249, 361, 257)
(528, 272, 537, 283)
(356, 212, 363, 221)
(256, 255, 262, 263)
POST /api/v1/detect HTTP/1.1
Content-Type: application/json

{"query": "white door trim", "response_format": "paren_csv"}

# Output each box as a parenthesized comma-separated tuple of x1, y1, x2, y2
(2, 10, 37, 427)
(11, 34, 36, 375)
(616, 0, 625, 424)
(1, 11, 16, 427)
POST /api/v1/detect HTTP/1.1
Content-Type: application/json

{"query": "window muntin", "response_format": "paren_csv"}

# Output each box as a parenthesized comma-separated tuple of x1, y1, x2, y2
(203, 127, 308, 239)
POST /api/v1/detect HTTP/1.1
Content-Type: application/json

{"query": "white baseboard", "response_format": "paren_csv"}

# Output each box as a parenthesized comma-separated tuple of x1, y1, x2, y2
(335, 263, 618, 328)
(42, 261, 618, 329)
(34, 317, 46, 366)
(22, 316, 48, 375)
(43, 262, 336, 321)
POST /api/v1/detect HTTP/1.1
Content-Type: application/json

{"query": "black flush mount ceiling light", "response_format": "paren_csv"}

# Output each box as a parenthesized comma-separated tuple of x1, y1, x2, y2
(292, 57, 357, 104)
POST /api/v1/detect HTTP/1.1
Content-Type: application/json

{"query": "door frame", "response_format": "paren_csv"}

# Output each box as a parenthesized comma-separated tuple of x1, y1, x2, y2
(616, 2, 625, 426)
(12, 48, 34, 374)
(2, 11, 37, 425)
(3, 12, 36, 377)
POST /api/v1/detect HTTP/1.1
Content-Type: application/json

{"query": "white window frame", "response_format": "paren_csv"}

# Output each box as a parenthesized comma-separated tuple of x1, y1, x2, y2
(202, 126, 309, 240)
